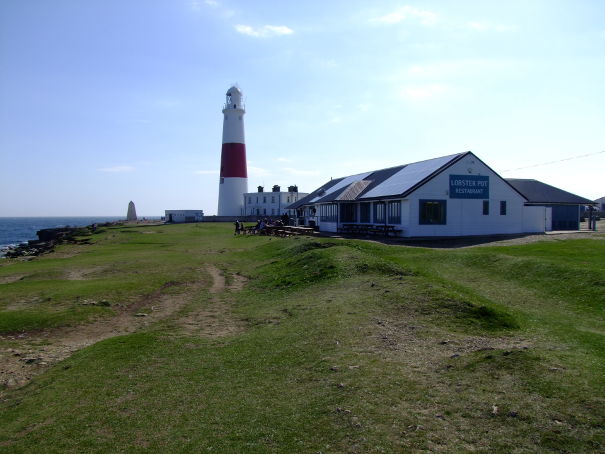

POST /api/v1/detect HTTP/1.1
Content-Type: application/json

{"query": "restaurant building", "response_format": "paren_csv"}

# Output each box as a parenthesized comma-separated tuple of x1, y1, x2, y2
(287, 151, 550, 237)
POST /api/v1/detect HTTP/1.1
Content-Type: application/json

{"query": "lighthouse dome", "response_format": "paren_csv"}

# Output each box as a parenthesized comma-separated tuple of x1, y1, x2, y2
(226, 86, 242, 96)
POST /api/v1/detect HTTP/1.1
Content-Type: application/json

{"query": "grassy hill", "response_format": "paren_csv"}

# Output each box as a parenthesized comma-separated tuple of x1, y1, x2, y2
(0, 223, 604, 453)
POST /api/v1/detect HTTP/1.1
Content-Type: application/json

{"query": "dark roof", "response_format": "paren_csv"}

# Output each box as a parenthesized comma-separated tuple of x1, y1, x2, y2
(506, 179, 593, 205)
(287, 177, 345, 210)
(312, 164, 407, 204)
(286, 153, 467, 209)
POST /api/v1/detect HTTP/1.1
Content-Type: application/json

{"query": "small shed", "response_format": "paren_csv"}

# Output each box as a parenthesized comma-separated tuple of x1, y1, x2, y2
(505, 179, 593, 230)
(164, 210, 204, 223)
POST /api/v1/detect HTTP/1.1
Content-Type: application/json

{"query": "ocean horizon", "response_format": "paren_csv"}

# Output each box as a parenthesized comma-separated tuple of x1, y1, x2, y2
(0, 216, 160, 250)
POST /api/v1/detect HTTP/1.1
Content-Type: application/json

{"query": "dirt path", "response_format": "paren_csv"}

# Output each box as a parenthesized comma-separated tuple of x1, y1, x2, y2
(173, 266, 246, 337)
(63, 266, 105, 281)
(0, 264, 246, 393)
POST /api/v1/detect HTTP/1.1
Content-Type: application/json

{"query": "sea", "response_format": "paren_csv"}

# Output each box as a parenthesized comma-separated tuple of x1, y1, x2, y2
(0, 217, 132, 254)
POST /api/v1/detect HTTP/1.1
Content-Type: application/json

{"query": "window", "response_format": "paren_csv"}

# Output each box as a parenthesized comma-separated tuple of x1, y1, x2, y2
(248, 197, 251, 204)
(360, 203, 371, 223)
(287, 197, 290, 203)
(319, 204, 338, 222)
(256, 196, 258, 203)
(388, 201, 401, 224)
(419, 200, 446, 225)
(340, 203, 356, 222)
(483, 200, 489, 215)
(500, 201, 507, 215)
(263, 196, 266, 203)
(263, 208, 266, 215)
(271, 196, 275, 203)
(374, 202, 386, 223)
(271, 208, 275, 215)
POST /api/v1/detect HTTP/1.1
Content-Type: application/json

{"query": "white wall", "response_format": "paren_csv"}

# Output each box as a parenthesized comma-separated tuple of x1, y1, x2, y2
(402, 155, 526, 237)
(218, 177, 247, 216)
(165, 210, 204, 223)
(222, 110, 245, 144)
(243, 191, 308, 217)
(522, 206, 551, 233)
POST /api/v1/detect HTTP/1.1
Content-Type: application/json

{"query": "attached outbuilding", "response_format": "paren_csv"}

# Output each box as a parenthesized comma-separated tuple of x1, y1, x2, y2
(505, 179, 594, 231)
(287, 151, 551, 237)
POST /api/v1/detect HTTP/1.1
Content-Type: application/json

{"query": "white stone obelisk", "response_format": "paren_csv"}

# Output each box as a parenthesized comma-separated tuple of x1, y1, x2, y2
(126, 201, 137, 221)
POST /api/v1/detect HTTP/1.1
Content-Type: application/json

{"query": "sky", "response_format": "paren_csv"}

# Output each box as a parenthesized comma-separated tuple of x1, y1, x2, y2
(1, 0, 604, 216)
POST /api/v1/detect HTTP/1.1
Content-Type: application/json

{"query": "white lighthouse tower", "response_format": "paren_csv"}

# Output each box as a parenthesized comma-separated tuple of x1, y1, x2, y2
(217, 86, 248, 216)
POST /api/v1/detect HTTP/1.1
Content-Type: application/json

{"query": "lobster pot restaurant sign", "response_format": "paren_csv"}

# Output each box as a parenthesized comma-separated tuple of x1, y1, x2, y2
(449, 175, 489, 199)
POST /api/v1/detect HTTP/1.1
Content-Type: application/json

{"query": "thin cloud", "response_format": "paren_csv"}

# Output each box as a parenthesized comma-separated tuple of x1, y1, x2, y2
(194, 170, 219, 175)
(189, 0, 218, 11)
(281, 167, 320, 176)
(249, 166, 272, 177)
(234, 24, 294, 38)
(404, 59, 515, 80)
(276, 157, 292, 163)
(467, 21, 515, 32)
(340, 159, 399, 173)
(372, 6, 438, 26)
(98, 165, 135, 173)
(401, 84, 448, 100)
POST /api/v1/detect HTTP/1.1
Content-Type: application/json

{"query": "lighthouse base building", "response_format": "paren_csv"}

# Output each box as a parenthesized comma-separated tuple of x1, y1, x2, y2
(244, 185, 308, 219)
(287, 151, 580, 237)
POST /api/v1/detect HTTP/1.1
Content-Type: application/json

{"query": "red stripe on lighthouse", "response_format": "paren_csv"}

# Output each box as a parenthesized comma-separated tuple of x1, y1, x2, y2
(220, 143, 247, 178)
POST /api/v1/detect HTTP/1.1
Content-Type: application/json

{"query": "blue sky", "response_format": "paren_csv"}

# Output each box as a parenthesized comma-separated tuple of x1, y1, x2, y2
(1, 0, 603, 216)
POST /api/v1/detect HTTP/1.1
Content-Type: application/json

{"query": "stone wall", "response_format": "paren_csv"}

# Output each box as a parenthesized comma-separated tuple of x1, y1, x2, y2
(201, 216, 260, 223)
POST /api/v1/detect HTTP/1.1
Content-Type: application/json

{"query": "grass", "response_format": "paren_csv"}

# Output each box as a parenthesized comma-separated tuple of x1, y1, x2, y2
(0, 223, 604, 453)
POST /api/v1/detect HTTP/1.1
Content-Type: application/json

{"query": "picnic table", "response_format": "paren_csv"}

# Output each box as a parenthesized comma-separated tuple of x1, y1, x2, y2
(255, 225, 318, 237)
(338, 223, 401, 237)
(286, 226, 316, 235)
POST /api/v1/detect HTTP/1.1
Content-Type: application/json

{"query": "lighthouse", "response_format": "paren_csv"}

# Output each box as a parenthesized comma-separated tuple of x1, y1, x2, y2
(217, 85, 248, 216)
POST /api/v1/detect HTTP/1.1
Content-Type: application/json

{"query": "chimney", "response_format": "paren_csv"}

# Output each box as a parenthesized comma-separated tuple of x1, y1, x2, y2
(288, 185, 298, 193)
(272, 185, 280, 192)
(257, 185, 264, 193)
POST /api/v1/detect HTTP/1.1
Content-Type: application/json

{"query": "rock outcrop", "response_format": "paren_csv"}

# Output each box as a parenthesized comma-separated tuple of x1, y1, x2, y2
(3, 224, 109, 258)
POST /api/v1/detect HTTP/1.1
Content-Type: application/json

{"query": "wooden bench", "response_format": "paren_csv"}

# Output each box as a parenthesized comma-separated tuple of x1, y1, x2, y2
(286, 226, 317, 236)
(338, 224, 402, 237)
